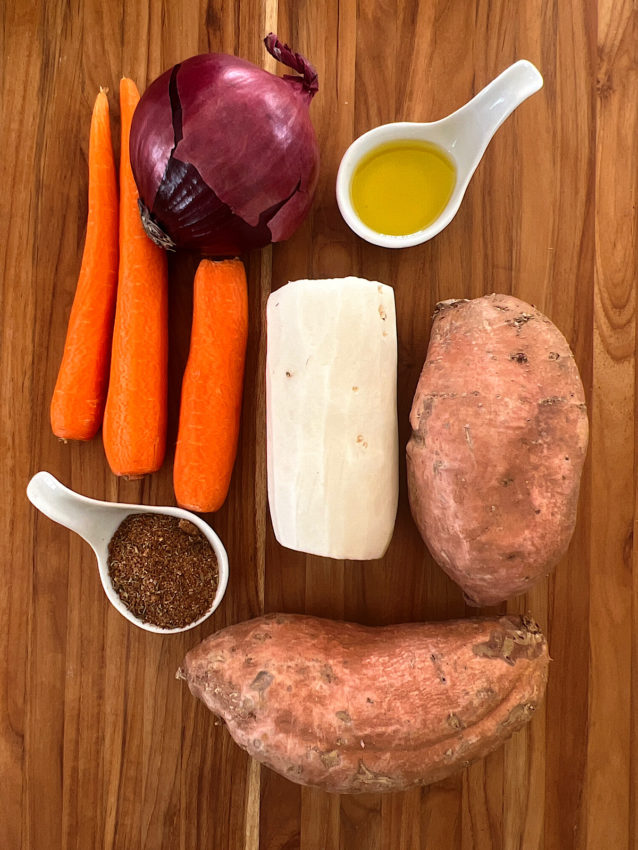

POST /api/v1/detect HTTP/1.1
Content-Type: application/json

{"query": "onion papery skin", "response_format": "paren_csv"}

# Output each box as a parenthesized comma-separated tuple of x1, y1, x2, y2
(130, 38, 319, 256)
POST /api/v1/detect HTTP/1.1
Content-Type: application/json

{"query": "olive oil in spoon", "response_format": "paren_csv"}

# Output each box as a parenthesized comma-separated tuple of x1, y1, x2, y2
(350, 140, 456, 236)
(337, 60, 544, 248)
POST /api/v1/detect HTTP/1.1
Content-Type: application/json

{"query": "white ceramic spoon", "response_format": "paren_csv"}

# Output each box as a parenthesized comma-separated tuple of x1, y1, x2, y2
(26, 471, 229, 634)
(336, 60, 543, 248)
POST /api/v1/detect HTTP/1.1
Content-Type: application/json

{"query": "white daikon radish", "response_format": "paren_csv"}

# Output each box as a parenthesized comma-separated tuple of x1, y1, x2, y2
(266, 277, 398, 560)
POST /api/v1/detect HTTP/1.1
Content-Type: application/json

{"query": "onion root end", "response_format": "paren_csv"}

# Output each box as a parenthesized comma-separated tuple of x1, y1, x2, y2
(138, 200, 176, 251)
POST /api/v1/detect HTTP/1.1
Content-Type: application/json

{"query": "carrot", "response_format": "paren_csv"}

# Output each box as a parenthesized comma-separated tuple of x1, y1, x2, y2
(102, 78, 168, 477)
(50, 89, 118, 440)
(173, 259, 248, 512)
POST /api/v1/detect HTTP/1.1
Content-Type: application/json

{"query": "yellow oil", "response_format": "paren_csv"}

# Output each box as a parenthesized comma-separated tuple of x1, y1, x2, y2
(350, 140, 456, 236)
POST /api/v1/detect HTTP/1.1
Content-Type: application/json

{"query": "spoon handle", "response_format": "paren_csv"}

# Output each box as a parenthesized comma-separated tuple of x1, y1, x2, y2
(447, 60, 543, 162)
(469, 60, 543, 133)
(27, 471, 98, 544)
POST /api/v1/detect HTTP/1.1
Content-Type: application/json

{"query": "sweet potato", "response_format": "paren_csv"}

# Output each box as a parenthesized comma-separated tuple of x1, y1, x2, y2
(407, 294, 589, 606)
(178, 612, 549, 794)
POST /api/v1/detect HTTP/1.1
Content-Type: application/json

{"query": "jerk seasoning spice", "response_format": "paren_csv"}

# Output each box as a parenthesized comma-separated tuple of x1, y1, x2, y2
(108, 513, 218, 628)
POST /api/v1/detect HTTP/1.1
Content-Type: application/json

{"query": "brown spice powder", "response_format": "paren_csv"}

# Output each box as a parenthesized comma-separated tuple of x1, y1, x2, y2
(108, 514, 218, 629)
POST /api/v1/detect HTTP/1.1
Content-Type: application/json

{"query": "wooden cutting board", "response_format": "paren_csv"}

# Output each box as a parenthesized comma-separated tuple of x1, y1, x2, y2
(2, 0, 635, 847)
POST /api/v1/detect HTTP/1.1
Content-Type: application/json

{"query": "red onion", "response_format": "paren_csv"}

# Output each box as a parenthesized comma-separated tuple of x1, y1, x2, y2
(129, 35, 319, 257)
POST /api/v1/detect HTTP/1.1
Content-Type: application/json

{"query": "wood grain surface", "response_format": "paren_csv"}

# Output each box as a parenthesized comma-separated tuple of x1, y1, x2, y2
(0, 0, 634, 847)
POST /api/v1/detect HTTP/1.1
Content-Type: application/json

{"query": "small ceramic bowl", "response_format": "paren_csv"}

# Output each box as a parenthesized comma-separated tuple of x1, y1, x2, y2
(336, 60, 543, 248)
(27, 471, 229, 634)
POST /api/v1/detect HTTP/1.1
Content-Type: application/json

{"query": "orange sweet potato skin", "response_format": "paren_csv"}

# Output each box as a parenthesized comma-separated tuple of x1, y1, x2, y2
(179, 612, 549, 794)
(407, 294, 589, 606)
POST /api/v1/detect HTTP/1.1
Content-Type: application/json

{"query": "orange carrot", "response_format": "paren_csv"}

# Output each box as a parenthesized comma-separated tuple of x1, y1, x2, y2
(102, 78, 168, 477)
(173, 259, 248, 512)
(50, 89, 118, 440)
